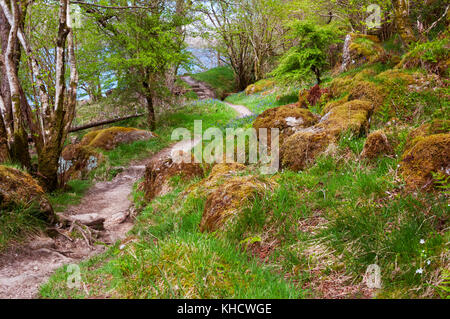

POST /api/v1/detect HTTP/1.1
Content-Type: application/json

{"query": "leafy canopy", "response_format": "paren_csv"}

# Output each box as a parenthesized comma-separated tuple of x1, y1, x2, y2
(271, 21, 342, 84)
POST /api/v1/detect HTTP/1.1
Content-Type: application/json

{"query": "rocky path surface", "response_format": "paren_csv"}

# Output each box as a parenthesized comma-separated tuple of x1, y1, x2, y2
(0, 92, 252, 299)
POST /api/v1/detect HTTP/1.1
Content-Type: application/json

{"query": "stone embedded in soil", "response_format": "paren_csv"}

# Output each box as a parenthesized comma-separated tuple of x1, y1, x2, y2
(60, 144, 103, 182)
(60, 213, 105, 230)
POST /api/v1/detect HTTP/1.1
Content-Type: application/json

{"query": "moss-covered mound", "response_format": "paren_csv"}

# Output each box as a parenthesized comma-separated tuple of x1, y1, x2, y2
(345, 33, 386, 70)
(200, 175, 276, 233)
(81, 127, 157, 151)
(245, 79, 275, 95)
(361, 130, 392, 159)
(400, 133, 450, 190)
(143, 156, 209, 202)
(281, 100, 373, 171)
(405, 120, 450, 150)
(327, 76, 386, 112)
(0, 166, 55, 222)
(60, 144, 103, 181)
(253, 103, 319, 147)
(187, 162, 247, 199)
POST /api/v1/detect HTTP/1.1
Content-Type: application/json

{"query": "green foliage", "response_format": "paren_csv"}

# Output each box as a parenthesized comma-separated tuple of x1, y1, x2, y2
(271, 21, 342, 84)
(407, 38, 450, 64)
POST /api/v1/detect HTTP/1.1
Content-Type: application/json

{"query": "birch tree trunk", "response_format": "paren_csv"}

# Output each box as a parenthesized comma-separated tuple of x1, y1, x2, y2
(4, 0, 30, 168)
(37, 0, 76, 191)
(1, 0, 78, 190)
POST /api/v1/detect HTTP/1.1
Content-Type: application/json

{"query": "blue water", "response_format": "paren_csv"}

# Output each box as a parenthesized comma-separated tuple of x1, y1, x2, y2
(77, 47, 218, 100)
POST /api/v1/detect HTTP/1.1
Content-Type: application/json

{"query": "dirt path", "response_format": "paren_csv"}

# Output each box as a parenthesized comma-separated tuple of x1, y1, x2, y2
(0, 96, 252, 300)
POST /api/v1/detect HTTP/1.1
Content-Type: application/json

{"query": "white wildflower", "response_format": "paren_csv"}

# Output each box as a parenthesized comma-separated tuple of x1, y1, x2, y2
(420, 239, 425, 245)
(416, 268, 424, 274)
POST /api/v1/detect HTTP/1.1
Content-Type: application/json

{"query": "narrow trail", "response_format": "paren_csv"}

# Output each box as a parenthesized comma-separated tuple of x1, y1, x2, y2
(0, 88, 252, 299)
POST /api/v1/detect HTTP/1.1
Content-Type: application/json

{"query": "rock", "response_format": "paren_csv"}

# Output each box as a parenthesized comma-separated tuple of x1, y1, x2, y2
(108, 212, 129, 225)
(28, 237, 55, 250)
(281, 100, 373, 171)
(0, 166, 55, 223)
(80, 127, 157, 151)
(245, 79, 275, 95)
(361, 130, 392, 159)
(142, 156, 209, 202)
(200, 175, 276, 233)
(61, 213, 105, 230)
(400, 133, 450, 190)
(253, 103, 319, 147)
(60, 144, 103, 181)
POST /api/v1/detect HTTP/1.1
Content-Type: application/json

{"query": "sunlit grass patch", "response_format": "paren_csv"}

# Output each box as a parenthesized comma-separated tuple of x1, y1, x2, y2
(0, 205, 47, 252)
(49, 180, 92, 212)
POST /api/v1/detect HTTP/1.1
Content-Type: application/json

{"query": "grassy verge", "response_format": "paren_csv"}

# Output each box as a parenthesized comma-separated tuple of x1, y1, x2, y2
(189, 66, 236, 98)
(225, 86, 300, 115)
(40, 65, 448, 299)
(41, 125, 448, 298)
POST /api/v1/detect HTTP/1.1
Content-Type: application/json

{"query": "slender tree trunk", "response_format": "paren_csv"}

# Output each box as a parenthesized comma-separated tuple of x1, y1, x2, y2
(0, 106, 9, 162)
(37, 0, 76, 191)
(392, 0, 416, 46)
(145, 93, 156, 131)
(312, 66, 321, 85)
(0, 7, 14, 142)
(4, 0, 30, 169)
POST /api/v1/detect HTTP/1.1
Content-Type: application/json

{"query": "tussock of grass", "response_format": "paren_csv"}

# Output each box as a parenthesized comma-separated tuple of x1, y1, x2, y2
(0, 205, 47, 252)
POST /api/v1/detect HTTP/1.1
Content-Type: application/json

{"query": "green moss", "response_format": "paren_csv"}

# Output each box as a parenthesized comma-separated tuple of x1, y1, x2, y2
(360, 130, 392, 159)
(400, 133, 450, 190)
(187, 163, 247, 199)
(245, 79, 275, 95)
(253, 103, 319, 146)
(405, 120, 450, 150)
(81, 127, 155, 151)
(200, 175, 276, 233)
(281, 100, 373, 171)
